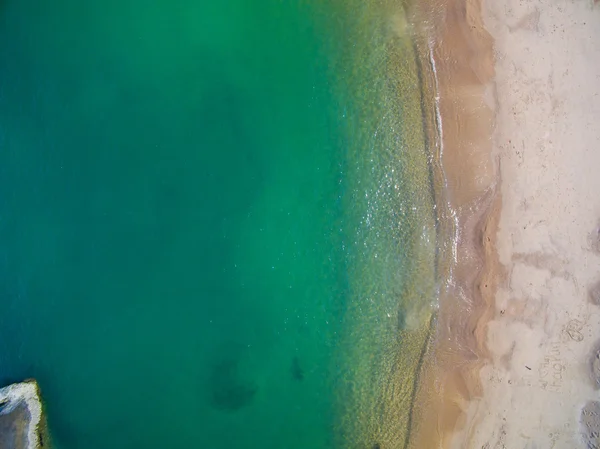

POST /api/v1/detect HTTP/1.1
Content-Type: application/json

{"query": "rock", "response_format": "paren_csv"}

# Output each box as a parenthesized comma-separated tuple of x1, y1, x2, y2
(290, 356, 304, 382)
(207, 360, 257, 412)
(0, 380, 49, 448)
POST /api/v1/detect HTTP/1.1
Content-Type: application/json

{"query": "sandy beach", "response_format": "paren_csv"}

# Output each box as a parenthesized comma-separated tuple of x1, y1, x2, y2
(411, 0, 600, 447)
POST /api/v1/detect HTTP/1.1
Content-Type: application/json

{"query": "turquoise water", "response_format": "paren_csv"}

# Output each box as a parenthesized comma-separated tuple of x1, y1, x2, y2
(0, 1, 437, 448)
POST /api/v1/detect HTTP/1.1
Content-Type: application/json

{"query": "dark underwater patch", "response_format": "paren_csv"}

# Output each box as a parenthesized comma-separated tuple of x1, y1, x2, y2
(291, 356, 304, 381)
(207, 358, 257, 412)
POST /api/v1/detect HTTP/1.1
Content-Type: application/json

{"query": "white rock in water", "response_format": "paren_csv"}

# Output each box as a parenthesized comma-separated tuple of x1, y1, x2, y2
(0, 380, 45, 449)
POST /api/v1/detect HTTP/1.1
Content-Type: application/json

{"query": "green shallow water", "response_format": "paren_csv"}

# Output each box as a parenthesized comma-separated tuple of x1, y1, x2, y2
(0, 1, 437, 448)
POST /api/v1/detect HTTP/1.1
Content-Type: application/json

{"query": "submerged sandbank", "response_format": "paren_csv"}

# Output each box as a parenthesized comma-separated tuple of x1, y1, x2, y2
(410, 0, 600, 447)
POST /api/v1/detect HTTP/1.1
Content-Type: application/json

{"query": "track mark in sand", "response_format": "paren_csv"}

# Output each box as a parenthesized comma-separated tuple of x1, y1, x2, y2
(485, 424, 507, 449)
(548, 431, 560, 449)
(539, 342, 564, 392)
(580, 401, 600, 449)
(590, 343, 600, 390)
(512, 252, 570, 280)
(590, 280, 600, 306)
(565, 319, 585, 342)
(589, 222, 600, 254)
(508, 8, 541, 34)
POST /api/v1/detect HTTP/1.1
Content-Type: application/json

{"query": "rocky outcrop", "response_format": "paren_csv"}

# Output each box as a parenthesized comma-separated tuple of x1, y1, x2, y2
(0, 380, 48, 449)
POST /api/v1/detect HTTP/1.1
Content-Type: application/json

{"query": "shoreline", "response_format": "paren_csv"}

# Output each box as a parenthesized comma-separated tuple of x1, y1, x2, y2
(410, 0, 600, 447)
(406, 0, 498, 445)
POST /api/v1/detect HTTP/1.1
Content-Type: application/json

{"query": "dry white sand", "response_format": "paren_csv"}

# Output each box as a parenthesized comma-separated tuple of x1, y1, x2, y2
(450, 0, 600, 447)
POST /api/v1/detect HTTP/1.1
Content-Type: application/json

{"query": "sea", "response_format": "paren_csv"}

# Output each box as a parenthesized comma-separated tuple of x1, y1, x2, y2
(0, 0, 438, 448)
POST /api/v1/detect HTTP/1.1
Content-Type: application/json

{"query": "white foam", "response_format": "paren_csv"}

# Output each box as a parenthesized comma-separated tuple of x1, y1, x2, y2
(0, 381, 42, 448)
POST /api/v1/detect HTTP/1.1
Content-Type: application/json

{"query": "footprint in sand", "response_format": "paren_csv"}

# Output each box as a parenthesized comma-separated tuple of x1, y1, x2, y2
(589, 280, 600, 306)
(589, 223, 600, 254)
(580, 401, 600, 449)
(589, 344, 600, 389)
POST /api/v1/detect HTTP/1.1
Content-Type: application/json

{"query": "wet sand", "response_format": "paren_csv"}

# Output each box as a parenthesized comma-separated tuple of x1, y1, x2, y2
(407, 0, 497, 445)
(410, 0, 600, 447)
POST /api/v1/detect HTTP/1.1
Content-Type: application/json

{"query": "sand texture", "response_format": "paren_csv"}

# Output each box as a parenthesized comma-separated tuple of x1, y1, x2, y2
(404, 0, 497, 445)
(449, 0, 600, 447)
